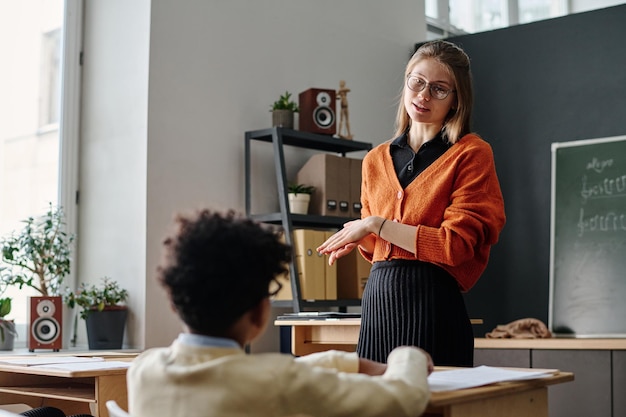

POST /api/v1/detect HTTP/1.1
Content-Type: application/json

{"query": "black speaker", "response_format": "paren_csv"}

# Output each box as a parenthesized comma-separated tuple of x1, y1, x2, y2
(298, 88, 336, 135)
(28, 296, 62, 351)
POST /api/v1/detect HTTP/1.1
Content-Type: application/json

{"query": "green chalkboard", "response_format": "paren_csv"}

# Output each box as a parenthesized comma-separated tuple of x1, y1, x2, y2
(550, 135, 626, 336)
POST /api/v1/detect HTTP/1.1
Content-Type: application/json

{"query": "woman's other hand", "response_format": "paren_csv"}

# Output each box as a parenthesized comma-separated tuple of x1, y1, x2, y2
(316, 218, 379, 265)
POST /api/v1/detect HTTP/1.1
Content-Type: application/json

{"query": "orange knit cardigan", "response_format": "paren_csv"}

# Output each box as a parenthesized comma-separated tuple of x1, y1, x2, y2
(359, 133, 506, 292)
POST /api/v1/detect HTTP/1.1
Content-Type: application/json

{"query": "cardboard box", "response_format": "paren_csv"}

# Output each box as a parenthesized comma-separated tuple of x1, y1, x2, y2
(293, 229, 326, 300)
(324, 230, 337, 300)
(297, 154, 351, 217)
(273, 229, 338, 301)
(337, 250, 371, 299)
(349, 157, 363, 219)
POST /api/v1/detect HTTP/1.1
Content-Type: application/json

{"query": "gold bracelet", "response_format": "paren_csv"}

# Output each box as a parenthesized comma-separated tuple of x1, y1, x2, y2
(378, 218, 387, 236)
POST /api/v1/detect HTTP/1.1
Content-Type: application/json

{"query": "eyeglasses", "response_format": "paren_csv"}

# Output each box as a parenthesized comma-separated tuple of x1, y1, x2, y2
(406, 76, 456, 100)
(268, 278, 283, 298)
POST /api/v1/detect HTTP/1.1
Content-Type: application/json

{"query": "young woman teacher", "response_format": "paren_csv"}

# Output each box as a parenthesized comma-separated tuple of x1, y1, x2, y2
(317, 40, 506, 366)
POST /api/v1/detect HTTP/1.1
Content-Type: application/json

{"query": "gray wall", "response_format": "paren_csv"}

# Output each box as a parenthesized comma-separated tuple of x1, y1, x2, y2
(79, 0, 150, 348)
(451, 5, 626, 336)
(78, 0, 426, 349)
(78, 1, 626, 350)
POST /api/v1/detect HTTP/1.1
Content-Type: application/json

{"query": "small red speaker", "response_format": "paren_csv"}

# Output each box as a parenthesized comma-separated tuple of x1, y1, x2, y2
(28, 296, 63, 352)
(299, 88, 336, 135)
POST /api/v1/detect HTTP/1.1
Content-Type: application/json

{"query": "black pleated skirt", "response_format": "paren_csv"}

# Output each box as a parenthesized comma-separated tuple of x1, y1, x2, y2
(356, 259, 474, 366)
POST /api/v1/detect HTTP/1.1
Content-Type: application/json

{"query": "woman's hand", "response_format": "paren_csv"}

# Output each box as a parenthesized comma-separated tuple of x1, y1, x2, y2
(317, 218, 379, 265)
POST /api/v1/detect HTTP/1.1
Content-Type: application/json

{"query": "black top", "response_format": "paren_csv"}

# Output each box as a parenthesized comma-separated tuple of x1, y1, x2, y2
(390, 132, 450, 189)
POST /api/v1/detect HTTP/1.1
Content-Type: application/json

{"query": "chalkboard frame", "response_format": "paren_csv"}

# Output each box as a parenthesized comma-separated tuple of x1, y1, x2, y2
(549, 135, 626, 337)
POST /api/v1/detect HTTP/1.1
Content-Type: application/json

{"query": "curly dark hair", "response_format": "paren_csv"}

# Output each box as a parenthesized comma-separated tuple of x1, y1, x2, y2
(157, 209, 291, 336)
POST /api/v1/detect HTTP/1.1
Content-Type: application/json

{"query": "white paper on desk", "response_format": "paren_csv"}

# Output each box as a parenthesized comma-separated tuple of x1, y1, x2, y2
(31, 360, 131, 371)
(428, 365, 555, 392)
(0, 356, 105, 366)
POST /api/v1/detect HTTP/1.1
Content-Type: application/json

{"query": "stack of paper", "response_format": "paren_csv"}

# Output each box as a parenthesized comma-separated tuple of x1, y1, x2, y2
(0, 357, 105, 366)
(428, 365, 556, 392)
(0, 356, 130, 371)
(34, 361, 131, 371)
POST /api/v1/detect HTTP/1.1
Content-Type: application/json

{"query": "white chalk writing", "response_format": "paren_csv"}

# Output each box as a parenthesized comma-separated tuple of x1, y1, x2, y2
(580, 174, 626, 204)
(586, 157, 613, 174)
(577, 208, 626, 237)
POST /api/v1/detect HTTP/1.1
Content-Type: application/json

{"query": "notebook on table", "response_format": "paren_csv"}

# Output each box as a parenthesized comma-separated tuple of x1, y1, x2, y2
(276, 312, 361, 320)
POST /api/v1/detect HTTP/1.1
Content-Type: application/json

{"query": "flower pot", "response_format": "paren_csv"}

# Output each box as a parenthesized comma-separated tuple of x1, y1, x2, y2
(288, 193, 310, 214)
(0, 320, 16, 351)
(272, 109, 294, 129)
(85, 307, 128, 350)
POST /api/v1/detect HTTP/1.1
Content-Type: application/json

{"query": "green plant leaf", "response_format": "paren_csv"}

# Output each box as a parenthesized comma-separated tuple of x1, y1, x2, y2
(0, 203, 74, 297)
(63, 277, 128, 320)
(271, 91, 299, 112)
(287, 183, 315, 195)
(0, 298, 11, 318)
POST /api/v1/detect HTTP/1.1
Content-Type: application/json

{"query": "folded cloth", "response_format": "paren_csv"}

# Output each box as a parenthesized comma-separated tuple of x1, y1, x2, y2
(485, 318, 552, 339)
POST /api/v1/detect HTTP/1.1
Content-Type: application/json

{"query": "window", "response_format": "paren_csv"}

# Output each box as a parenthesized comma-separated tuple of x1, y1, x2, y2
(0, 0, 81, 347)
(426, 0, 623, 38)
(40, 28, 63, 128)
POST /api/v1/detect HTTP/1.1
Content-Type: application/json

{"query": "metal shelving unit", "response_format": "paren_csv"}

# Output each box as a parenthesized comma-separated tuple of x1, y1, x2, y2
(244, 127, 372, 312)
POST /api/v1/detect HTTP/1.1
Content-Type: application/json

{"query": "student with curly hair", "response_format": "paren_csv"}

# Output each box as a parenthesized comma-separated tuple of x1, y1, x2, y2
(127, 208, 433, 417)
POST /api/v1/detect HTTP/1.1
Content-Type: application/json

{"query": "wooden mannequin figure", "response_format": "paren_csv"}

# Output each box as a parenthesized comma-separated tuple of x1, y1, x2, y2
(336, 80, 353, 140)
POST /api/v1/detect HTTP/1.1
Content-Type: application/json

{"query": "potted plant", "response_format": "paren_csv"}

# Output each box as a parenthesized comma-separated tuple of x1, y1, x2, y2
(0, 203, 74, 351)
(63, 277, 129, 350)
(0, 203, 74, 297)
(287, 183, 315, 214)
(0, 295, 17, 351)
(271, 90, 299, 129)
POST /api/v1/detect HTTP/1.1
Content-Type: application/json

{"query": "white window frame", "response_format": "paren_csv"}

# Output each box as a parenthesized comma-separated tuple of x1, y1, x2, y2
(9, 0, 83, 349)
(57, 0, 83, 347)
(426, 0, 572, 39)
(59, 0, 82, 241)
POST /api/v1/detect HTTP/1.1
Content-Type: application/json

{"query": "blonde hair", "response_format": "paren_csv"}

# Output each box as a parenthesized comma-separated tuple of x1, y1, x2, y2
(393, 40, 473, 144)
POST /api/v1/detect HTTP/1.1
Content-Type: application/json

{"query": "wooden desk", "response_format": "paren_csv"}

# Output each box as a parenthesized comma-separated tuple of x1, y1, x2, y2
(0, 356, 134, 417)
(275, 320, 573, 416)
(475, 337, 626, 350)
(276, 318, 361, 356)
(276, 318, 482, 356)
(276, 320, 574, 416)
(474, 337, 626, 417)
(424, 370, 573, 417)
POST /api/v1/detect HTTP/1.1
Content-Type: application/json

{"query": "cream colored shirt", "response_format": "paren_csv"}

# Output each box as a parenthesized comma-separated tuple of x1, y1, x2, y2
(128, 337, 430, 417)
